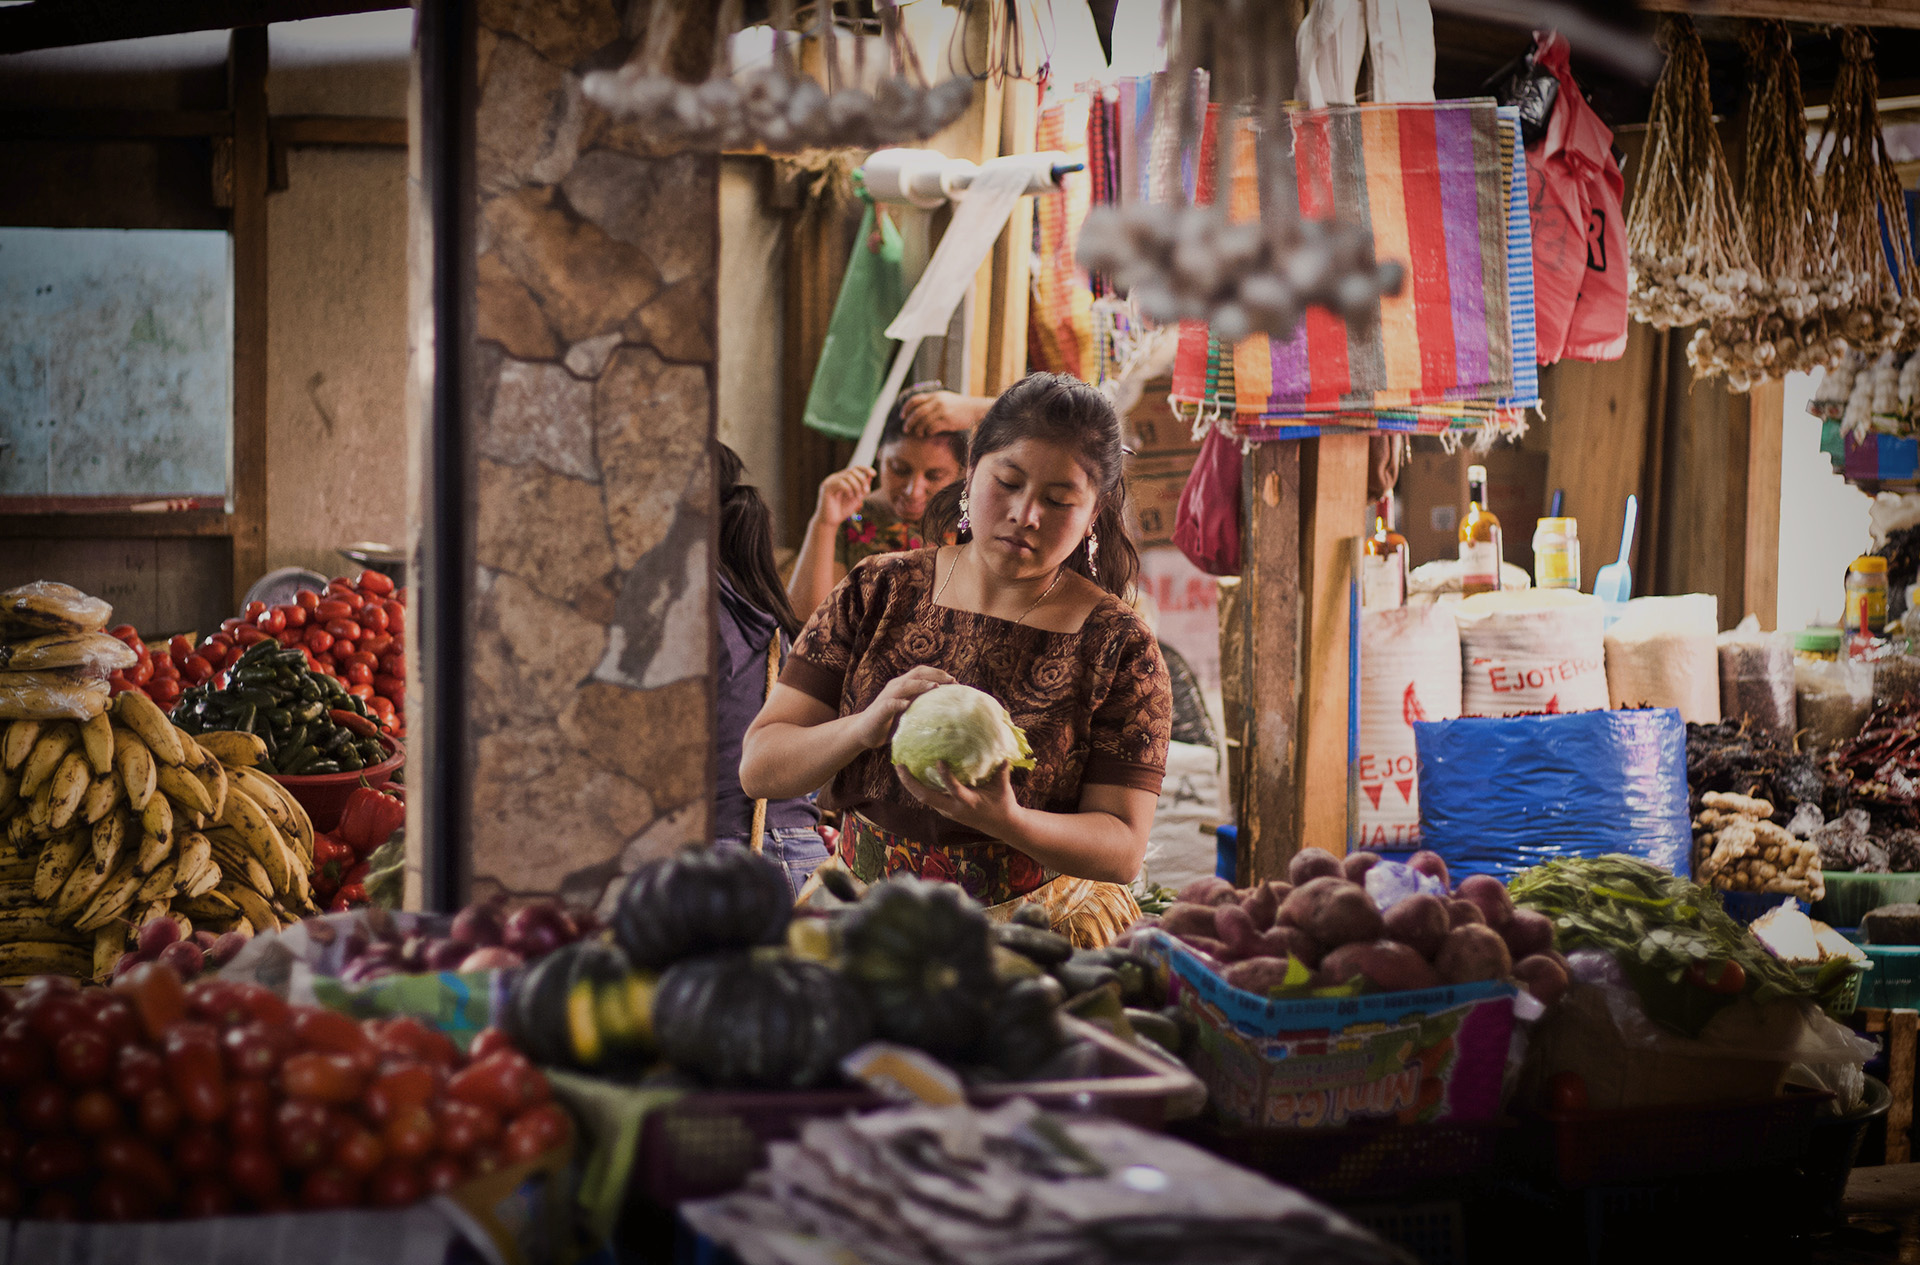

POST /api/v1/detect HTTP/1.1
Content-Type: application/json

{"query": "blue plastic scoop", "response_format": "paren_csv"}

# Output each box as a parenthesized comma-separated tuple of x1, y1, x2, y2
(1592, 494, 1638, 605)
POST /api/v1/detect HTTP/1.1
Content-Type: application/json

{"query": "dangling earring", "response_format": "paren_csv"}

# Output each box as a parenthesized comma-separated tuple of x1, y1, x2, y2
(958, 491, 970, 535)
(1086, 527, 1099, 579)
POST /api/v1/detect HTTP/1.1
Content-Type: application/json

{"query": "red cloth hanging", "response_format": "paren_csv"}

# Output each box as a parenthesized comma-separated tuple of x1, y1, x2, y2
(1526, 31, 1628, 364)
(1172, 426, 1243, 577)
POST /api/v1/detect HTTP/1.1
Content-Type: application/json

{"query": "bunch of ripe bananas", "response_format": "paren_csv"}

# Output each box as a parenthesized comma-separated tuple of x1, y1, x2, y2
(0, 691, 317, 983)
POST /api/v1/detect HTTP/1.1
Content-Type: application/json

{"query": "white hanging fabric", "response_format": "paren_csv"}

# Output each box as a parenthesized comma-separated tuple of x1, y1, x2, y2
(1295, 0, 1435, 107)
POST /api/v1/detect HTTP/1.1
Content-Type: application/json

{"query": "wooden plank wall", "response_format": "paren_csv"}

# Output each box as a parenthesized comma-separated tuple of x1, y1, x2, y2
(1295, 435, 1368, 858)
(1235, 443, 1300, 883)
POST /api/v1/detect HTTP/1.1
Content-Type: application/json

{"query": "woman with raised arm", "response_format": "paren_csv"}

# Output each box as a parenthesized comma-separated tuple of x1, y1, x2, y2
(743, 374, 1171, 947)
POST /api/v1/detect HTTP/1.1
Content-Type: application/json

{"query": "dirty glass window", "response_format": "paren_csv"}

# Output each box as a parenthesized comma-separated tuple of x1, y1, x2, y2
(0, 227, 232, 504)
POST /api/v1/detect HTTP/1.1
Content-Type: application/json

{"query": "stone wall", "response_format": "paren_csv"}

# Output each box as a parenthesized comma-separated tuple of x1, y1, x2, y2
(455, 0, 716, 911)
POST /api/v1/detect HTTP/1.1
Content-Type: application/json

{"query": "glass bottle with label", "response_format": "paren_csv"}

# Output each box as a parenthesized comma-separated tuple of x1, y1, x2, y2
(1459, 464, 1503, 595)
(1362, 496, 1408, 609)
(1532, 517, 1581, 591)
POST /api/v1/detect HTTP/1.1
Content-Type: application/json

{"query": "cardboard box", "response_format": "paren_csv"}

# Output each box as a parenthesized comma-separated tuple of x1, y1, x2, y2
(1127, 456, 1193, 548)
(1139, 930, 1517, 1129)
(1394, 441, 1550, 578)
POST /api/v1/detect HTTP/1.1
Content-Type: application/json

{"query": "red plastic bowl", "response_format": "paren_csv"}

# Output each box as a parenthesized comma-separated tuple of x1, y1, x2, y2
(271, 734, 404, 834)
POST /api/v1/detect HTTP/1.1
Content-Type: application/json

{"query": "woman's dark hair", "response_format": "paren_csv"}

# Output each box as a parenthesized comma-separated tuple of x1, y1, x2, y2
(716, 443, 802, 640)
(921, 372, 1140, 599)
(878, 390, 969, 470)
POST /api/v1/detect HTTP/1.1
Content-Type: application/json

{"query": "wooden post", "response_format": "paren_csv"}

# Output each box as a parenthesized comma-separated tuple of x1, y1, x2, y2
(1734, 379, 1784, 630)
(1296, 434, 1368, 857)
(1237, 443, 1300, 883)
(985, 77, 1038, 393)
(228, 27, 269, 608)
(1892, 1008, 1917, 1164)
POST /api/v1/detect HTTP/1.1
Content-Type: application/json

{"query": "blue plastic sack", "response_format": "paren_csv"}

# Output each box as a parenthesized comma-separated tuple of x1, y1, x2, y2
(1409, 709, 1691, 884)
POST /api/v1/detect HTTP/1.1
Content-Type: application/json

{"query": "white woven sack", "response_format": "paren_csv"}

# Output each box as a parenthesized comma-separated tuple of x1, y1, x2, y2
(1358, 606, 1461, 849)
(1455, 590, 1608, 717)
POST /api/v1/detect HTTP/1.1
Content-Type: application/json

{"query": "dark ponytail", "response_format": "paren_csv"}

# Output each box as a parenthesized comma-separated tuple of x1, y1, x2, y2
(716, 444, 803, 640)
(920, 373, 1140, 600)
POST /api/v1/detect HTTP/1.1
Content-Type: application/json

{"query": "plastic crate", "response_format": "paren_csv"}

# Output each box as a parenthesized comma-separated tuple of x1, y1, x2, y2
(1518, 1087, 1831, 1186)
(633, 1017, 1200, 1205)
(1170, 1118, 1504, 1201)
(1815, 871, 1920, 929)
(1794, 959, 1867, 1018)
(1338, 1200, 1466, 1265)
(1861, 943, 1920, 1009)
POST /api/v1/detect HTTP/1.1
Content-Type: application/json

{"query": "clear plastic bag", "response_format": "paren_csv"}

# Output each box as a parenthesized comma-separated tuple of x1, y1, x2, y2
(0, 582, 111, 638)
(1797, 656, 1873, 750)
(1718, 615, 1796, 739)
(0, 671, 109, 720)
(0, 632, 135, 674)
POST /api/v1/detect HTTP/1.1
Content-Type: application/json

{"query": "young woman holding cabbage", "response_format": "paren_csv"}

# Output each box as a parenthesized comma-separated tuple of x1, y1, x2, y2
(742, 373, 1172, 948)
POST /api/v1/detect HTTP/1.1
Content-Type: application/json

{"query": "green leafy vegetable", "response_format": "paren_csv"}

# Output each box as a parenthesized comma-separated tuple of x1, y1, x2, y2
(891, 683, 1035, 791)
(1508, 854, 1813, 1037)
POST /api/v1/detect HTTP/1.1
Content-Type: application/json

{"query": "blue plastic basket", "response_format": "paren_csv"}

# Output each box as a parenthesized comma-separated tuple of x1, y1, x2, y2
(1860, 944, 1920, 1009)
(1716, 890, 1809, 926)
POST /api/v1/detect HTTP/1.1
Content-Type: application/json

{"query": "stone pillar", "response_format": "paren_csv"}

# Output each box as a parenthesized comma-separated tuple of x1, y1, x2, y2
(410, 0, 716, 913)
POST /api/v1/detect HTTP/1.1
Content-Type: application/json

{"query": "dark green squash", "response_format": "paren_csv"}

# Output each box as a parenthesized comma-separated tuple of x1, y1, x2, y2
(506, 939, 656, 1073)
(838, 877, 998, 1059)
(980, 978, 1068, 1079)
(612, 845, 792, 969)
(653, 951, 871, 1089)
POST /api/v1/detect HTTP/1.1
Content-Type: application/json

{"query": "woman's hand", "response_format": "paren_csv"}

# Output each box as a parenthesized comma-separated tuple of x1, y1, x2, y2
(901, 391, 991, 437)
(850, 666, 953, 751)
(895, 760, 1021, 837)
(813, 466, 874, 527)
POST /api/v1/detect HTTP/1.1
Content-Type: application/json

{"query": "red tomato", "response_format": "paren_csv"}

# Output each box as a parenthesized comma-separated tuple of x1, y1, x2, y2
(89, 1175, 158, 1222)
(168, 634, 194, 666)
(22, 1136, 88, 1185)
(110, 624, 139, 642)
(183, 654, 214, 684)
(223, 1021, 290, 1080)
(368, 1161, 423, 1209)
(314, 599, 353, 622)
(0, 1174, 20, 1218)
(370, 694, 396, 718)
(297, 589, 321, 611)
(115, 962, 188, 1039)
(332, 640, 357, 660)
(137, 1087, 181, 1141)
(54, 1028, 111, 1087)
(359, 569, 395, 596)
(226, 1077, 273, 1146)
(96, 1132, 175, 1200)
(234, 625, 269, 646)
(184, 977, 249, 1028)
(348, 683, 375, 702)
(78, 992, 140, 1049)
(503, 1104, 571, 1162)
(148, 677, 182, 705)
(108, 670, 131, 693)
(70, 1087, 121, 1135)
(369, 1018, 460, 1069)
(244, 601, 267, 619)
(1685, 959, 1746, 994)
(305, 628, 335, 656)
(128, 655, 152, 686)
(360, 604, 390, 636)
(161, 1022, 227, 1124)
(364, 1063, 436, 1124)
(181, 1178, 234, 1217)
(382, 1105, 436, 1162)
(433, 1100, 500, 1155)
(423, 1156, 465, 1194)
(274, 1098, 332, 1171)
(174, 1125, 225, 1176)
(377, 652, 406, 678)
(359, 633, 395, 658)
(220, 617, 244, 634)
(19, 989, 85, 1044)
(232, 982, 291, 1027)
(227, 1145, 282, 1205)
(447, 1051, 549, 1115)
(299, 1165, 361, 1210)
(324, 618, 363, 642)
(467, 1028, 515, 1062)
(281, 1052, 366, 1104)
(279, 603, 308, 628)
(112, 1045, 163, 1101)
(0, 1028, 48, 1087)
(333, 1125, 386, 1178)
(275, 629, 303, 650)
(17, 1082, 67, 1133)
(33, 1189, 81, 1220)
(346, 662, 374, 687)
(384, 600, 406, 635)
(288, 1006, 375, 1066)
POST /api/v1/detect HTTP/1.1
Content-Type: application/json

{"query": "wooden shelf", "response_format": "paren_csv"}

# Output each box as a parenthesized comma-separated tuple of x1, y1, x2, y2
(1638, 0, 1920, 28)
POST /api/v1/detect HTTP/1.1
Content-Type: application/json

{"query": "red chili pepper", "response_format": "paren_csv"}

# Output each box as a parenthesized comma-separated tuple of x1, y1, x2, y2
(336, 784, 404, 852)
(329, 709, 379, 738)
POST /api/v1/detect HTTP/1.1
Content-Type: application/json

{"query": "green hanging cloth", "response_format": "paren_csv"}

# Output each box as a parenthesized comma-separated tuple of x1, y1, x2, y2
(802, 199, 905, 441)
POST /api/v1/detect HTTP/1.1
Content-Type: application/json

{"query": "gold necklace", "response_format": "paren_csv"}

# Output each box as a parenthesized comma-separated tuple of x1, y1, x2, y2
(933, 545, 1063, 627)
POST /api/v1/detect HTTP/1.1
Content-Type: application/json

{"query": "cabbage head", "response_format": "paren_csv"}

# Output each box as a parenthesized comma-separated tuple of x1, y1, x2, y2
(891, 684, 1034, 791)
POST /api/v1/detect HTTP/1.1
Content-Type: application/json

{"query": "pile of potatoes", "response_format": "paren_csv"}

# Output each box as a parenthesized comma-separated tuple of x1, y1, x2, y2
(1150, 848, 1570, 1006)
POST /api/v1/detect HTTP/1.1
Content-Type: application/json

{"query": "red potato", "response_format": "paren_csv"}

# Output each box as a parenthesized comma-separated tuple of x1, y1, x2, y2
(1342, 852, 1383, 884)
(1435, 924, 1513, 984)
(1407, 850, 1451, 890)
(1280, 877, 1384, 949)
(1448, 900, 1486, 929)
(1382, 892, 1450, 960)
(1213, 904, 1263, 958)
(1320, 940, 1442, 993)
(1176, 877, 1237, 907)
(1257, 925, 1322, 968)
(1288, 849, 1345, 887)
(1223, 956, 1296, 996)
(1160, 903, 1222, 940)
(1512, 955, 1570, 1006)
(1454, 875, 1515, 929)
(1238, 883, 1281, 931)
(1501, 909, 1557, 961)
(1176, 935, 1228, 961)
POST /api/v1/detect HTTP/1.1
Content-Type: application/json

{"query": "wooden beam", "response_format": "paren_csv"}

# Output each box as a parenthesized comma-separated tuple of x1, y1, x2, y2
(1637, 0, 1920, 27)
(1238, 442, 1300, 884)
(984, 77, 1037, 394)
(229, 27, 269, 610)
(0, 110, 231, 140)
(269, 115, 407, 148)
(1729, 379, 1784, 630)
(1296, 434, 1368, 858)
(0, 0, 406, 55)
(0, 512, 234, 540)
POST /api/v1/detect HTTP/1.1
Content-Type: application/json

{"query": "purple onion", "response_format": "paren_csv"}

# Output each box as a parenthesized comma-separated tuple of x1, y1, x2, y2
(425, 939, 470, 971)
(449, 899, 506, 948)
(502, 904, 571, 959)
(458, 946, 524, 972)
(208, 932, 250, 967)
(157, 940, 205, 979)
(136, 918, 180, 957)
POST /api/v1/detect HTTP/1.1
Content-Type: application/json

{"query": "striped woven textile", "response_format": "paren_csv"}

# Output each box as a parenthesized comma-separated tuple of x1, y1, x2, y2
(1028, 93, 1095, 380)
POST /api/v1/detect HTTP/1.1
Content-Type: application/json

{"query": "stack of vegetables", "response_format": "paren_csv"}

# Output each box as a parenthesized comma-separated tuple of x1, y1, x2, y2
(1141, 848, 1570, 1006)
(0, 692, 318, 984)
(0, 964, 567, 1221)
(171, 640, 390, 777)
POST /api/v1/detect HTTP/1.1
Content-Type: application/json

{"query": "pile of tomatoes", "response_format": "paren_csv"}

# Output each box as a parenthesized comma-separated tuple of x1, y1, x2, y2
(0, 966, 569, 1221)
(109, 570, 407, 741)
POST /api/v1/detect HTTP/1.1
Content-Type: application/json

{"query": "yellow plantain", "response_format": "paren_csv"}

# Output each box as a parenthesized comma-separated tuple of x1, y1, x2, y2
(6, 811, 33, 850)
(79, 712, 114, 776)
(216, 880, 277, 935)
(282, 842, 316, 914)
(155, 763, 212, 817)
(192, 752, 228, 822)
(92, 808, 131, 868)
(0, 767, 16, 814)
(205, 830, 274, 896)
(218, 790, 290, 893)
(92, 924, 125, 981)
(19, 723, 76, 798)
(113, 730, 156, 810)
(178, 890, 238, 919)
(0, 911, 87, 946)
(54, 852, 115, 921)
(0, 878, 46, 910)
(139, 792, 172, 850)
(27, 779, 52, 832)
(175, 832, 216, 897)
(45, 750, 89, 832)
(167, 910, 192, 942)
(137, 858, 179, 904)
(230, 767, 311, 859)
(2, 720, 42, 771)
(33, 832, 85, 901)
(0, 942, 91, 979)
(74, 856, 140, 931)
(112, 692, 184, 765)
(80, 771, 122, 825)
(195, 730, 268, 769)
